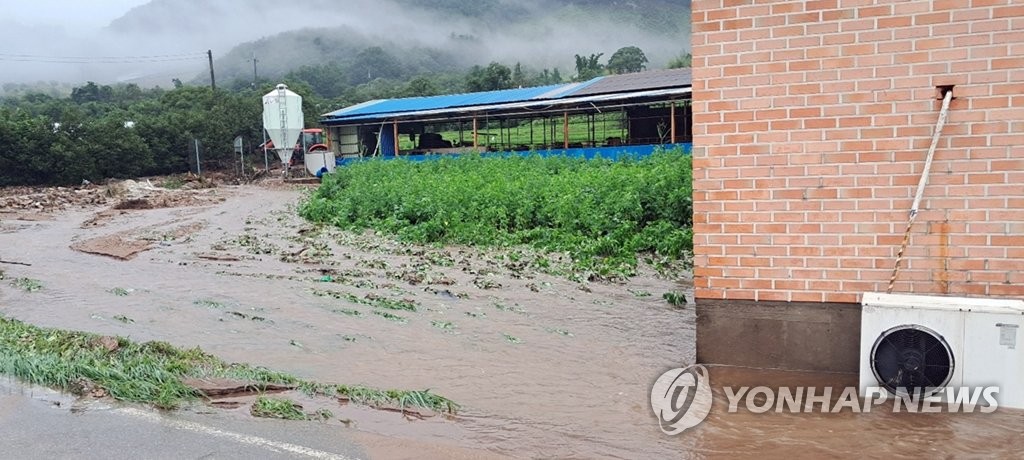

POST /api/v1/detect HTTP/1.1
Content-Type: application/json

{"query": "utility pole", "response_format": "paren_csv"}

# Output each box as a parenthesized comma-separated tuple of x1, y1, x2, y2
(250, 51, 259, 89)
(207, 50, 216, 91)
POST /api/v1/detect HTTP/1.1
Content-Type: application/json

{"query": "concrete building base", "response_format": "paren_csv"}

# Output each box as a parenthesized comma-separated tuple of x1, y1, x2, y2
(696, 300, 861, 373)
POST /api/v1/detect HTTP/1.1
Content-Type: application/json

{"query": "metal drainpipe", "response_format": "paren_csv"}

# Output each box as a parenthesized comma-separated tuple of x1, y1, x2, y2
(887, 88, 955, 294)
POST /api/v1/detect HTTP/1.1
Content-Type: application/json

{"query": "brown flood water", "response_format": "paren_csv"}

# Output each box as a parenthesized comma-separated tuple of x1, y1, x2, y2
(0, 185, 1021, 459)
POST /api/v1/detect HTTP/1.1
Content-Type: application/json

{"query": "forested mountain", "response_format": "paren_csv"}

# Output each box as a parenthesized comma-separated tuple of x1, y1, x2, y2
(108, 0, 691, 83)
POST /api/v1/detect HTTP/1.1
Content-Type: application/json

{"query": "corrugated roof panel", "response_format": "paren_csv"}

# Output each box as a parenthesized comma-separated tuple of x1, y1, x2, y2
(570, 68, 692, 97)
(323, 83, 569, 120)
(533, 77, 603, 99)
(321, 98, 386, 118)
(326, 87, 692, 124)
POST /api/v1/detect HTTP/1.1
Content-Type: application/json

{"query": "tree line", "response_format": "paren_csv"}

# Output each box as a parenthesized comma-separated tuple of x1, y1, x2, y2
(0, 84, 270, 186)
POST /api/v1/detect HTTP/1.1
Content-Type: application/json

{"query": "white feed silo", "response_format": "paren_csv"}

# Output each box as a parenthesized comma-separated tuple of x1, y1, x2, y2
(262, 84, 304, 171)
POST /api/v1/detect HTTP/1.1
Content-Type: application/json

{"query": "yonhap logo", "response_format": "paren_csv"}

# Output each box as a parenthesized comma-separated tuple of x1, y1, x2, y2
(650, 364, 713, 435)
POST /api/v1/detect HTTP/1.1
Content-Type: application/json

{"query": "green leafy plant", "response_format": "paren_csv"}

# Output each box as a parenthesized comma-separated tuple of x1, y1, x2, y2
(300, 150, 692, 280)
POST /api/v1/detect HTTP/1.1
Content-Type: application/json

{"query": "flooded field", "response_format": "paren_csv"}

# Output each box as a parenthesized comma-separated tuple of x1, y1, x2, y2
(1, 183, 1020, 459)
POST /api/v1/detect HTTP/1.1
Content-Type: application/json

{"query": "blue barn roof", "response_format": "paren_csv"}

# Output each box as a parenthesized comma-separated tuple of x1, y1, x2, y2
(321, 68, 693, 126)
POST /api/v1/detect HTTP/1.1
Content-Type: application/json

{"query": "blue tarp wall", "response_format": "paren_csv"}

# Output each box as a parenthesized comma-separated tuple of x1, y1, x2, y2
(337, 143, 692, 167)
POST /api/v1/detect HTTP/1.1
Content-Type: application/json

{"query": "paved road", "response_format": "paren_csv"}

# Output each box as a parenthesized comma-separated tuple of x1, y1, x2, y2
(0, 381, 368, 460)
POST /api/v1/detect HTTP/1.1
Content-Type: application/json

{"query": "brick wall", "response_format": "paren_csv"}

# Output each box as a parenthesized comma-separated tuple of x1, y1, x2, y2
(691, 0, 1024, 304)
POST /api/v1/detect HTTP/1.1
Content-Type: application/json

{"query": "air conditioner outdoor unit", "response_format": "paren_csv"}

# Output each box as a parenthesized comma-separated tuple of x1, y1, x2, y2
(859, 292, 1024, 409)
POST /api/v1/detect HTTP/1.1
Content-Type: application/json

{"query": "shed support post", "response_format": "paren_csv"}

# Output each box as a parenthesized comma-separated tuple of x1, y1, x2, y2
(393, 121, 400, 156)
(473, 117, 479, 150)
(670, 101, 677, 144)
(563, 112, 569, 150)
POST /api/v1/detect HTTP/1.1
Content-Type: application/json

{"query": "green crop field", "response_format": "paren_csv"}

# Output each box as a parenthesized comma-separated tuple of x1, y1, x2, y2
(301, 148, 693, 279)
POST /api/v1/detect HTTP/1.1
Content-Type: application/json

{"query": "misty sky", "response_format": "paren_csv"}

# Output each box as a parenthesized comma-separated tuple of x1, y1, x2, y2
(2, 0, 148, 30)
(0, 0, 691, 87)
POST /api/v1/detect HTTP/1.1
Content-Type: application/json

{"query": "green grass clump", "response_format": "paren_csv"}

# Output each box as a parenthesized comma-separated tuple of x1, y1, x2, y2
(0, 316, 456, 414)
(334, 385, 459, 415)
(251, 396, 308, 420)
(13, 278, 43, 292)
(300, 149, 693, 279)
(664, 291, 687, 307)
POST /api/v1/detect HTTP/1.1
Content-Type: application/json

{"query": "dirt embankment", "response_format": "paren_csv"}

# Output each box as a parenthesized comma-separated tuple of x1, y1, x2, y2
(1, 176, 225, 211)
(2, 175, 231, 260)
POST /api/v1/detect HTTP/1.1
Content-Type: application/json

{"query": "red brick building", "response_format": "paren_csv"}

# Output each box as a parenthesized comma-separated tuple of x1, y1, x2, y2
(691, 0, 1023, 371)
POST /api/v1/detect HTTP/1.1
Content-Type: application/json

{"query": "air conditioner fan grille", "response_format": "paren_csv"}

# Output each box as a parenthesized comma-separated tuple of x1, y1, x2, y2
(870, 325, 954, 396)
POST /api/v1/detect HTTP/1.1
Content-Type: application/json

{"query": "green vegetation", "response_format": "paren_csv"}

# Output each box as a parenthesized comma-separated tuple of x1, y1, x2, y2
(574, 53, 606, 82)
(663, 291, 687, 307)
(0, 84, 271, 187)
(607, 46, 649, 74)
(431, 320, 455, 331)
(109, 287, 131, 297)
(12, 278, 43, 292)
(160, 177, 185, 190)
(332, 308, 363, 317)
(668, 53, 693, 69)
(373, 310, 408, 323)
(251, 396, 308, 420)
(334, 385, 459, 415)
(301, 150, 693, 279)
(494, 303, 528, 315)
(0, 316, 456, 413)
(193, 299, 227, 309)
(313, 288, 419, 312)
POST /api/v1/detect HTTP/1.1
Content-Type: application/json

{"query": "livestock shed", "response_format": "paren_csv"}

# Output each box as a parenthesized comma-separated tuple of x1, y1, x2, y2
(320, 68, 693, 163)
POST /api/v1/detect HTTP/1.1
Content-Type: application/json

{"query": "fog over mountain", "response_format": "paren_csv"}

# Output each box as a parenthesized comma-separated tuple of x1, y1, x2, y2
(1, 0, 690, 87)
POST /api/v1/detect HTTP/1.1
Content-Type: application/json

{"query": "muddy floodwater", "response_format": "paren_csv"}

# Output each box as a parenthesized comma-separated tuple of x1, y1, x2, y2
(1, 184, 1021, 459)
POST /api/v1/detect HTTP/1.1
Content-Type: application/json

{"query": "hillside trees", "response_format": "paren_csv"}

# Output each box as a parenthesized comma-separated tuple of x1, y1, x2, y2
(466, 62, 513, 92)
(573, 53, 605, 81)
(668, 53, 692, 69)
(607, 46, 649, 74)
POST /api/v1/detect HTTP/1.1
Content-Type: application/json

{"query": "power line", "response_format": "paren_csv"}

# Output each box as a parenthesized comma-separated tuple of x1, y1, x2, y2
(0, 52, 208, 64)
(0, 51, 207, 59)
